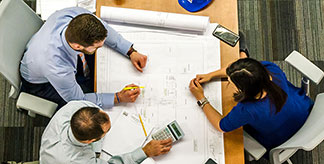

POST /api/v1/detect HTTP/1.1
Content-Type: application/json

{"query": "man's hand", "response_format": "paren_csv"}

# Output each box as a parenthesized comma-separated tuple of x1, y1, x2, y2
(130, 52, 147, 72)
(117, 84, 141, 103)
(189, 78, 205, 100)
(142, 139, 172, 157)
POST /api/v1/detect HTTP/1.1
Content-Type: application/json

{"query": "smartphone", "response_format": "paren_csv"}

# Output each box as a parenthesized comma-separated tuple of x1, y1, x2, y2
(212, 24, 240, 47)
(205, 158, 218, 164)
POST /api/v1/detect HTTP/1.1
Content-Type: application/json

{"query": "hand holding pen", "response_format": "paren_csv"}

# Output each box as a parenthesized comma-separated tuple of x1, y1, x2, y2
(115, 84, 143, 103)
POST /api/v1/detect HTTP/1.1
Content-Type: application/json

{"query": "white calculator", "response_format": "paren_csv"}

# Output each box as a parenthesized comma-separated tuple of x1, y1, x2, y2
(151, 120, 184, 142)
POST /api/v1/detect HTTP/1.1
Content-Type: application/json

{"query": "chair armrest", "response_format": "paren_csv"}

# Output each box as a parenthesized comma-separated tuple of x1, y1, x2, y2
(9, 86, 19, 99)
(285, 50, 324, 84)
(16, 92, 57, 118)
(243, 131, 267, 160)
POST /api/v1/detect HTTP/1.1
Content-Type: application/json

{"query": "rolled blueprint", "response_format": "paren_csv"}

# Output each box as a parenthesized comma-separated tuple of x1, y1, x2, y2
(100, 6, 210, 32)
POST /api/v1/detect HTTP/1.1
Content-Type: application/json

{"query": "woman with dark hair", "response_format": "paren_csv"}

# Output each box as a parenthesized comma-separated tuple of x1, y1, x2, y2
(189, 52, 313, 152)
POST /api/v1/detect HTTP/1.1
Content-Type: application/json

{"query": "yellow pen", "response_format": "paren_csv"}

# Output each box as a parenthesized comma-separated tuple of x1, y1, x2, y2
(138, 115, 147, 137)
(134, 104, 147, 137)
(123, 86, 144, 90)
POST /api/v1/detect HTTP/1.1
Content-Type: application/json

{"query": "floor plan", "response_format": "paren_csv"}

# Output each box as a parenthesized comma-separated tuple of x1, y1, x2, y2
(97, 24, 224, 164)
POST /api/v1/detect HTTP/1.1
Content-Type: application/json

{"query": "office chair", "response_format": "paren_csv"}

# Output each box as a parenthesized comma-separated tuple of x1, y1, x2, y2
(0, 0, 57, 118)
(244, 51, 324, 164)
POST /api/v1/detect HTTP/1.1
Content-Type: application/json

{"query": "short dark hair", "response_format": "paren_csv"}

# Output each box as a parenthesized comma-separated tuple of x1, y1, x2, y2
(65, 14, 107, 47)
(70, 107, 110, 141)
(226, 58, 287, 114)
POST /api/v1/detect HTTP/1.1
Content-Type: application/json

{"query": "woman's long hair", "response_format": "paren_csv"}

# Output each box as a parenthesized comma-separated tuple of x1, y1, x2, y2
(226, 58, 287, 114)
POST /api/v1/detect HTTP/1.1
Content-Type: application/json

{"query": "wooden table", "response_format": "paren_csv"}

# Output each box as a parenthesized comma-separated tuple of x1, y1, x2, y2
(96, 0, 243, 163)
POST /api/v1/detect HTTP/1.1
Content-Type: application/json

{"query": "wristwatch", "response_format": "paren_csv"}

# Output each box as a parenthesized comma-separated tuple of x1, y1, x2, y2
(127, 45, 137, 58)
(197, 97, 209, 108)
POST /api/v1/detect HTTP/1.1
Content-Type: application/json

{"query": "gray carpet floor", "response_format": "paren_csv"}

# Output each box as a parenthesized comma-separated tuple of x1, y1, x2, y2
(1, 0, 324, 163)
(239, 0, 324, 164)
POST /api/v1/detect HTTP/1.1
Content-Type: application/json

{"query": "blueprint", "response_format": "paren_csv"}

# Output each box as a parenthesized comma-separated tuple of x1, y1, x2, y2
(97, 23, 224, 164)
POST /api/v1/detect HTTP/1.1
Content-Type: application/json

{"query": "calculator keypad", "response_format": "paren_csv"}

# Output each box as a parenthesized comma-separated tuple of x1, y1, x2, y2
(152, 128, 175, 142)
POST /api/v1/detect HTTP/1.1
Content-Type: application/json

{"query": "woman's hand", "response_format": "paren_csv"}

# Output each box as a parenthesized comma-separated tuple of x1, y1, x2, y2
(189, 78, 205, 100)
(196, 73, 212, 83)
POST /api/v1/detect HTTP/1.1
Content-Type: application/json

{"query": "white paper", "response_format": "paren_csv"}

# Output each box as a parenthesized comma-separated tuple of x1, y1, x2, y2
(77, 0, 96, 13)
(97, 22, 224, 164)
(100, 6, 210, 33)
(38, 0, 96, 20)
(40, 0, 77, 20)
(36, 0, 41, 14)
(101, 110, 152, 157)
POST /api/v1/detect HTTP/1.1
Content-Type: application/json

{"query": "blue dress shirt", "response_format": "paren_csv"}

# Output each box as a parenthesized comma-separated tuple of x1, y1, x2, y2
(39, 100, 147, 164)
(220, 61, 313, 150)
(20, 7, 133, 109)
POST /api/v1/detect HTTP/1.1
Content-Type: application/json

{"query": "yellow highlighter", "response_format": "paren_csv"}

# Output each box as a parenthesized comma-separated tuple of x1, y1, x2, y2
(123, 86, 144, 90)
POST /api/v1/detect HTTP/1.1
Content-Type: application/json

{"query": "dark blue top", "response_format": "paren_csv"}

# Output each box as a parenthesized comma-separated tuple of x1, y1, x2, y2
(220, 61, 313, 150)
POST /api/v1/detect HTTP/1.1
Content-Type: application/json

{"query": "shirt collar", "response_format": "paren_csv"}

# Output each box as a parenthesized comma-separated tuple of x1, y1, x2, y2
(67, 127, 88, 147)
(61, 27, 80, 56)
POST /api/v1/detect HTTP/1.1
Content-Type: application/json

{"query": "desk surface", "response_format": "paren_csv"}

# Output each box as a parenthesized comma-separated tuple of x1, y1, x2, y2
(96, 0, 243, 163)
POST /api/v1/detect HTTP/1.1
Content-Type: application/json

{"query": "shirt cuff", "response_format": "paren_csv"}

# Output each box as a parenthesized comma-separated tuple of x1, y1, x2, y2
(100, 93, 115, 109)
(131, 147, 147, 163)
(120, 41, 133, 57)
(84, 93, 115, 109)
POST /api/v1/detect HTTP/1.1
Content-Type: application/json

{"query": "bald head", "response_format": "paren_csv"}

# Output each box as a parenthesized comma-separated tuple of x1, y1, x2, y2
(70, 107, 110, 141)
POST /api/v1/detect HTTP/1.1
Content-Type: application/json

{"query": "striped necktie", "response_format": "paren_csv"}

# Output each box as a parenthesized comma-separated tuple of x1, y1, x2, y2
(78, 53, 90, 77)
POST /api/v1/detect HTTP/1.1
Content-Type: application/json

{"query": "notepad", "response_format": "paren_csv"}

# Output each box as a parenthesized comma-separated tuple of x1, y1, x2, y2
(101, 110, 153, 156)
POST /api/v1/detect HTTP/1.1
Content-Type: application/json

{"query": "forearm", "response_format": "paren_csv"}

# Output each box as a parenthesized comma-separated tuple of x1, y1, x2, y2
(102, 21, 132, 56)
(208, 56, 248, 79)
(84, 93, 115, 109)
(202, 103, 224, 132)
(208, 67, 227, 79)
(108, 147, 147, 164)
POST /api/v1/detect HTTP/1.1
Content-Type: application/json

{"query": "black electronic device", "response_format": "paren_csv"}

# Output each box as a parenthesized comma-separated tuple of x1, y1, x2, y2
(212, 24, 240, 47)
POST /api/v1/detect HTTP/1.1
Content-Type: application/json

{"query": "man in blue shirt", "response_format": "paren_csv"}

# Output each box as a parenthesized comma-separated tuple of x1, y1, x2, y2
(20, 7, 147, 109)
(40, 100, 172, 164)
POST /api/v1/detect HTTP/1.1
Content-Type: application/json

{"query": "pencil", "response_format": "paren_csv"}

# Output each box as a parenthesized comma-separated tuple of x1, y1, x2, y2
(141, 128, 155, 147)
(138, 114, 147, 137)
(123, 86, 144, 90)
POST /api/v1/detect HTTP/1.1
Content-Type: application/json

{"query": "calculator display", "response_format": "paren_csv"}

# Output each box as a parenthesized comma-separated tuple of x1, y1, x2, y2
(171, 123, 182, 136)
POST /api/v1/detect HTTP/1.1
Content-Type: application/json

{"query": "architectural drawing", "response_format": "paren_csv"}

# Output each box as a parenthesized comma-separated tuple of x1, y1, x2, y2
(97, 24, 224, 164)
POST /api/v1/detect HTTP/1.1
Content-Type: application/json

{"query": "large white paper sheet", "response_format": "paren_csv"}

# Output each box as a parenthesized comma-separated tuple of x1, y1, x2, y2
(97, 22, 224, 164)
(102, 110, 153, 156)
(101, 6, 210, 33)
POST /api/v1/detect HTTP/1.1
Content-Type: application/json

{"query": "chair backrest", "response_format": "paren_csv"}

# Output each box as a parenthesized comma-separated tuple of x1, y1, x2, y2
(0, 0, 43, 95)
(270, 93, 324, 164)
